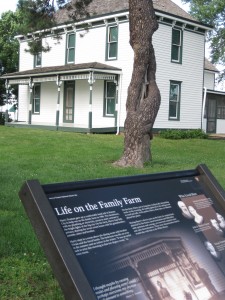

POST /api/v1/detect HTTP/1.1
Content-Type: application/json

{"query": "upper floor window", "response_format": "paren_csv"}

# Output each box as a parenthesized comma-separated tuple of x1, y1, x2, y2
(66, 33, 76, 64)
(104, 81, 117, 116)
(34, 52, 42, 67)
(34, 41, 42, 67)
(106, 25, 118, 60)
(33, 84, 41, 114)
(169, 81, 181, 120)
(171, 28, 182, 63)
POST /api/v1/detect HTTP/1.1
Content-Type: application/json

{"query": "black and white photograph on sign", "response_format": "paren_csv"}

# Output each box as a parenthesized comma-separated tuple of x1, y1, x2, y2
(47, 174, 225, 300)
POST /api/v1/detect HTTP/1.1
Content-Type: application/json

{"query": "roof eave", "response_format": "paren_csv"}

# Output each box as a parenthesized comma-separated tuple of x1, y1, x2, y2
(15, 7, 212, 41)
(1, 67, 122, 80)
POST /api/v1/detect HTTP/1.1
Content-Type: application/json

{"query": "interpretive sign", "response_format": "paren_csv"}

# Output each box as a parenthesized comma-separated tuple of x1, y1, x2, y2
(19, 164, 225, 300)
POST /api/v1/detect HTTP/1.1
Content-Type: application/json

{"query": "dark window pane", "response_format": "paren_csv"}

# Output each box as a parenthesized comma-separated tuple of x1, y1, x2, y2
(109, 26, 118, 42)
(107, 98, 115, 115)
(172, 29, 180, 45)
(68, 34, 75, 47)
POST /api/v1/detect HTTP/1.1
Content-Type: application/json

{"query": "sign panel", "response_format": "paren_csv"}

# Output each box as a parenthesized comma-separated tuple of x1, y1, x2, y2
(19, 164, 225, 300)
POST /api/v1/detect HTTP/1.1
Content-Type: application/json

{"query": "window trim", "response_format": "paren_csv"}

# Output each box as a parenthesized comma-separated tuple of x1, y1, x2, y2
(32, 84, 41, 114)
(106, 24, 118, 61)
(171, 27, 183, 64)
(168, 80, 182, 121)
(66, 32, 76, 64)
(103, 81, 116, 117)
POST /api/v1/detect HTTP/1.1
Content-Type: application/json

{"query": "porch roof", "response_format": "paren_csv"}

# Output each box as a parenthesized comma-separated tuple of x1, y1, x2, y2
(206, 89, 225, 96)
(1, 62, 122, 81)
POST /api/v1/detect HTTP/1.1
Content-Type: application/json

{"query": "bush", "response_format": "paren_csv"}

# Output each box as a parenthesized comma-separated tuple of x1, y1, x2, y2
(159, 129, 208, 140)
(0, 112, 5, 125)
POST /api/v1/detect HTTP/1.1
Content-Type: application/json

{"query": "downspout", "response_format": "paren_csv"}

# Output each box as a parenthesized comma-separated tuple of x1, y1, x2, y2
(116, 73, 123, 135)
(28, 78, 34, 124)
(56, 75, 62, 130)
(202, 87, 207, 132)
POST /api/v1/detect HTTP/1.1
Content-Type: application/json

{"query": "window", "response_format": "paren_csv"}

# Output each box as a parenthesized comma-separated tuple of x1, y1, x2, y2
(34, 52, 42, 67)
(33, 84, 41, 114)
(171, 28, 182, 63)
(169, 81, 181, 120)
(217, 99, 225, 119)
(66, 33, 76, 64)
(106, 25, 118, 60)
(104, 81, 116, 116)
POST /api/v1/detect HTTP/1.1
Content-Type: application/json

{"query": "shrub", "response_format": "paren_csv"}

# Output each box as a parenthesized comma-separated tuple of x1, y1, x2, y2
(159, 129, 208, 140)
(0, 112, 5, 125)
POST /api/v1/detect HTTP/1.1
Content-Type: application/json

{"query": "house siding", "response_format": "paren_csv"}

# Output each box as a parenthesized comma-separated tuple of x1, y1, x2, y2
(204, 71, 215, 90)
(154, 25, 205, 129)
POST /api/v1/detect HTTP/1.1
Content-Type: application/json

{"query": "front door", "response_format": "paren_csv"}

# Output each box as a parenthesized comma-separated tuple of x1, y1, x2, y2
(63, 81, 75, 123)
(206, 99, 217, 133)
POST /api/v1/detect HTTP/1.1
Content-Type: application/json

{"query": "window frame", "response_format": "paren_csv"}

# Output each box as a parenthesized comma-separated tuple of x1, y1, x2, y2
(104, 81, 116, 117)
(66, 32, 76, 64)
(168, 81, 181, 120)
(171, 27, 183, 64)
(106, 24, 118, 61)
(33, 84, 41, 114)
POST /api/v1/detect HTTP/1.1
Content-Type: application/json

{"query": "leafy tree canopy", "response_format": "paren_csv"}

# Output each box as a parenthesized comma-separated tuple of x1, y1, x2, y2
(183, 0, 225, 80)
(15, 0, 93, 54)
(0, 10, 20, 105)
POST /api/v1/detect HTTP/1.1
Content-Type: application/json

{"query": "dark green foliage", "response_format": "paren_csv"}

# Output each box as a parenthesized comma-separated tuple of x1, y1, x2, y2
(0, 112, 5, 125)
(16, 0, 57, 54)
(159, 129, 208, 139)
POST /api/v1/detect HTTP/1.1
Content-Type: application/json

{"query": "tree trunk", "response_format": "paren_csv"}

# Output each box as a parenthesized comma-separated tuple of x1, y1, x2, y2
(115, 0, 161, 168)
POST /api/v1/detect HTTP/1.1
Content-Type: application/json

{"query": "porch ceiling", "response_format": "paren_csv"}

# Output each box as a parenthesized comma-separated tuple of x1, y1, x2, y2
(1, 62, 122, 83)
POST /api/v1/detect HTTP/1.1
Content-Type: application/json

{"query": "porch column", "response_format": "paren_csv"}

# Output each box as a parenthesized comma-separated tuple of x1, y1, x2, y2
(88, 71, 95, 130)
(28, 78, 34, 124)
(5, 80, 10, 123)
(56, 75, 62, 129)
(114, 76, 119, 128)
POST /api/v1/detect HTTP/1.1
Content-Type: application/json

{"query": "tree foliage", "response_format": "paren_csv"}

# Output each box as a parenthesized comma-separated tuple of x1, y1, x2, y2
(0, 11, 20, 105)
(16, 0, 58, 54)
(183, 0, 225, 80)
(16, 0, 93, 54)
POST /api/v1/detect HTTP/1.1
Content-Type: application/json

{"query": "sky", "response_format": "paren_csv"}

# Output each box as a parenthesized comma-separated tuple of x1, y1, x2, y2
(0, 0, 18, 15)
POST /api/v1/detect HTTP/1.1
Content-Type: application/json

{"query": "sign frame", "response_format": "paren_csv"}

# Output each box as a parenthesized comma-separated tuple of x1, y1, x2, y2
(19, 164, 225, 300)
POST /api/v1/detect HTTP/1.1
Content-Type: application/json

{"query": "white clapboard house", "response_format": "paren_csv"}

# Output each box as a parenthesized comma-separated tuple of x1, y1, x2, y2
(2, 0, 225, 134)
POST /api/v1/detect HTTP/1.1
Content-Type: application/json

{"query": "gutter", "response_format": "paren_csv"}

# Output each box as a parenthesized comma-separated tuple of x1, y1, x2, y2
(202, 87, 207, 131)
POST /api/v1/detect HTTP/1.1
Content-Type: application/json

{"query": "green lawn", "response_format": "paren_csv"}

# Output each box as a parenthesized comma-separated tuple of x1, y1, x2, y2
(1, 126, 225, 299)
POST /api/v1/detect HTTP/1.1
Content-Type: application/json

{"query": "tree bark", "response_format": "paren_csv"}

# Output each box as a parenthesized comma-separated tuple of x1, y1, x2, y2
(115, 0, 161, 168)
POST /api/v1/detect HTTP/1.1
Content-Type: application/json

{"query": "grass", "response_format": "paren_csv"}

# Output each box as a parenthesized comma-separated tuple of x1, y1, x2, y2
(0, 126, 225, 299)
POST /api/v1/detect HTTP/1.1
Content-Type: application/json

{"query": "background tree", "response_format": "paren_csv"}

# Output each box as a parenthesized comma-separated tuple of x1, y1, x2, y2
(183, 0, 225, 81)
(0, 11, 20, 106)
(16, 0, 58, 54)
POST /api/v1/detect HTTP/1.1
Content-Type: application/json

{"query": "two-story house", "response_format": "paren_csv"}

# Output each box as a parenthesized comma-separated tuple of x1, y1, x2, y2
(3, 0, 224, 134)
